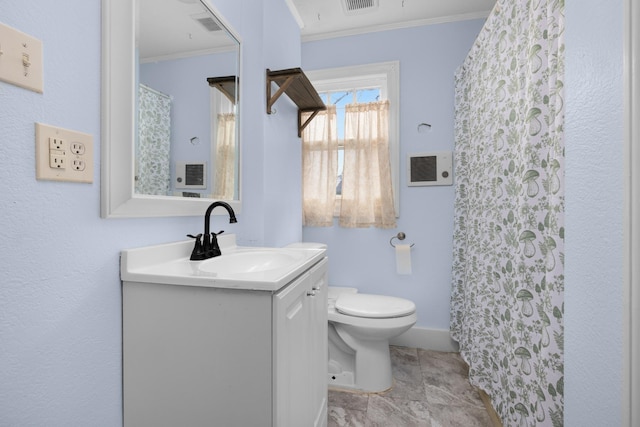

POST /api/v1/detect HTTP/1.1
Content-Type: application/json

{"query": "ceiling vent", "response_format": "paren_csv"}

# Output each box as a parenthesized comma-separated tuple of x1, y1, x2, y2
(190, 12, 222, 32)
(341, 0, 379, 15)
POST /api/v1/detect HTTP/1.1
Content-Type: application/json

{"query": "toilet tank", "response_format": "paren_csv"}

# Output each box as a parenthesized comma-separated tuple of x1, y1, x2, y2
(328, 286, 358, 300)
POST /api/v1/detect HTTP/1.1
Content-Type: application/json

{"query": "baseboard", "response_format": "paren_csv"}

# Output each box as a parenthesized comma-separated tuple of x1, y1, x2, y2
(389, 326, 460, 352)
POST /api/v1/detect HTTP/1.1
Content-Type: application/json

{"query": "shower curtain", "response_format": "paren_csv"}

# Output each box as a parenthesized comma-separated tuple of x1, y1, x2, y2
(450, 1, 564, 426)
(136, 84, 172, 196)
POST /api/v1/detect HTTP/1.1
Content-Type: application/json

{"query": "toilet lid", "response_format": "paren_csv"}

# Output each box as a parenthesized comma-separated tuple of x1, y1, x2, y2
(335, 294, 416, 318)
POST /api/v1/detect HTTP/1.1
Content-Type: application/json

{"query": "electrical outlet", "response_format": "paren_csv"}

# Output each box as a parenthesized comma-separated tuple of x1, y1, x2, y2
(35, 123, 93, 183)
(72, 159, 86, 171)
(0, 22, 44, 93)
(49, 153, 66, 169)
(49, 137, 66, 151)
(70, 142, 85, 155)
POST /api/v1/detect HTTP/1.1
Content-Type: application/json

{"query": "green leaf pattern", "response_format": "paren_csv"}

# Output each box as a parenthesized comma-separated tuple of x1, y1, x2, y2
(450, 0, 564, 426)
(136, 84, 172, 196)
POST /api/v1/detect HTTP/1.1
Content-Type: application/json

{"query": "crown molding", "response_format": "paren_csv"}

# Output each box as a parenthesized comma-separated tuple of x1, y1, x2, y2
(300, 11, 491, 43)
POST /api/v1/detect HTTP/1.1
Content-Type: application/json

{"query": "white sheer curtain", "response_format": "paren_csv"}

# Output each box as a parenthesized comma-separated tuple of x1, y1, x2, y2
(302, 105, 338, 227)
(340, 100, 396, 228)
(213, 112, 236, 199)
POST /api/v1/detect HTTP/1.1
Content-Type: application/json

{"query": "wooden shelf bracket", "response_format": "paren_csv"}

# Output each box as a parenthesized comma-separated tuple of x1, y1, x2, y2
(207, 75, 238, 105)
(266, 68, 326, 137)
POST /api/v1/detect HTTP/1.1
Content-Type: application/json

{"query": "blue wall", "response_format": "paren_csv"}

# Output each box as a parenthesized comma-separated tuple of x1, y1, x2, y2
(565, 0, 625, 424)
(0, 0, 301, 424)
(0, 0, 628, 425)
(302, 21, 485, 331)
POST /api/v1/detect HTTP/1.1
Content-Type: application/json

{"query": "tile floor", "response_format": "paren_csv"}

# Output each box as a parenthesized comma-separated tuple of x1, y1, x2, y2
(328, 346, 495, 427)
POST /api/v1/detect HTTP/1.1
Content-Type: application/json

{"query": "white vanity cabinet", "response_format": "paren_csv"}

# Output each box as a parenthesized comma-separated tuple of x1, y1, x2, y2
(122, 256, 328, 427)
(274, 257, 328, 427)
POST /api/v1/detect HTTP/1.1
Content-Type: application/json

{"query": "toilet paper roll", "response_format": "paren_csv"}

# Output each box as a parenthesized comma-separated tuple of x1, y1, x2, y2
(395, 244, 412, 275)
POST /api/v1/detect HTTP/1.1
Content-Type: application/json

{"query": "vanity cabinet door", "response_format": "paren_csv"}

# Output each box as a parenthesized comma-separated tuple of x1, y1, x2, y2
(308, 259, 328, 427)
(122, 283, 273, 427)
(273, 257, 328, 427)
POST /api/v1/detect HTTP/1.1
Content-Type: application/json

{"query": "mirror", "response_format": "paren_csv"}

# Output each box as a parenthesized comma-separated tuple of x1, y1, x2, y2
(101, 0, 241, 218)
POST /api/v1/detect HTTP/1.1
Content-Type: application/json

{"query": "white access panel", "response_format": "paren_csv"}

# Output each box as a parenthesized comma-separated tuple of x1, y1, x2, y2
(407, 151, 453, 186)
(175, 161, 207, 189)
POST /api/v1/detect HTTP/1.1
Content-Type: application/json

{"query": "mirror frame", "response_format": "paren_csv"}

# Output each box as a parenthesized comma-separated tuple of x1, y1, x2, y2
(101, 0, 242, 218)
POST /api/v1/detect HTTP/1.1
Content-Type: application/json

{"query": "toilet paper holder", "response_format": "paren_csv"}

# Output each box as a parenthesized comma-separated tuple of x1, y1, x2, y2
(390, 232, 415, 248)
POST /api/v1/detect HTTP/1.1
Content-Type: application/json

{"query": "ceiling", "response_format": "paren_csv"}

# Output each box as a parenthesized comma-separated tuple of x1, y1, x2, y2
(139, 0, 497, 59)
(138, 0, 238, 61)
(288, 0, 497, 41)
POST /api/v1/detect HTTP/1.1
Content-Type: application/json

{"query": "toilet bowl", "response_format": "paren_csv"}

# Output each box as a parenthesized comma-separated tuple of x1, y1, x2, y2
(283, 243, 417, 393)
(327, 286, 417, 393)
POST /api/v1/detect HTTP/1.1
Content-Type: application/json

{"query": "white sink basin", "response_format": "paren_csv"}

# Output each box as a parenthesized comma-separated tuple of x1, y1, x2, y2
(120, 234, 326, 291)
(198, 249, 305, 275)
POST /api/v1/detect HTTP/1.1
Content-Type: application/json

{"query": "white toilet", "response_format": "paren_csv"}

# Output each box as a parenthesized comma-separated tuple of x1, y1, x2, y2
(285, 243, 417, 393)
(327, 286, 417, 393)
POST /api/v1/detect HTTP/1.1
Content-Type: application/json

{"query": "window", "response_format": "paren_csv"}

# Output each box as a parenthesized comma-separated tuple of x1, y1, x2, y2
(209, 87, 238, 199)
(318, 88, 381, 196)
(306, 61, 400, 215)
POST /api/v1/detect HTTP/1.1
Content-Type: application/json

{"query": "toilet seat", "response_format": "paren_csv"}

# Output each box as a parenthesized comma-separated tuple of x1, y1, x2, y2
(335, 294, 415, 319)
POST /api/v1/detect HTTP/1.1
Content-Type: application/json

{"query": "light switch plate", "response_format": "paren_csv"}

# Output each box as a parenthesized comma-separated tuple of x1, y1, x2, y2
(0, 22, 44, 93)
(35, 123, 93, 183)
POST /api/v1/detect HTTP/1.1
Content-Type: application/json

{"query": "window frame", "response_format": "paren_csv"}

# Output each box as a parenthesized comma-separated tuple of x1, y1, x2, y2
(306, 61, 400, 216)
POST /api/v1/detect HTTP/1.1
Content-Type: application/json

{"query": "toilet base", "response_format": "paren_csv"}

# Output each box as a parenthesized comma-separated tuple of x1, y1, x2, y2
(328, 333, 394, 393)
(327, 374, 393, 394)
(328, 371, 355, 389)
(326, 287, 417, 393)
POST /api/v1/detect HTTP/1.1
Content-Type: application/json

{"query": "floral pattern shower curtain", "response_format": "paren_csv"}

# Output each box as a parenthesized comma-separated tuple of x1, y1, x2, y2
(450, 1, 564, 426)
(136, 84, 172, 196)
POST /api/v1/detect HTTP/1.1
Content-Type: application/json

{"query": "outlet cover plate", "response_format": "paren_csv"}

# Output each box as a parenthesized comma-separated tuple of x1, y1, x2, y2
(35, 123, 93, 183)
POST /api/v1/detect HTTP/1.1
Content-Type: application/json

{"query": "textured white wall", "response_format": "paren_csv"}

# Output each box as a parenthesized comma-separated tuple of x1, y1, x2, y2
(564, 0, 625, 425)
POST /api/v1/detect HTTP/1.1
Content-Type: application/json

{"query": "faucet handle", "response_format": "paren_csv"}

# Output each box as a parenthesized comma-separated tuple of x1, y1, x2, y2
(187, 233, 203, 244)
(187, 234, 206, 261)
(208, 231, 224, 258)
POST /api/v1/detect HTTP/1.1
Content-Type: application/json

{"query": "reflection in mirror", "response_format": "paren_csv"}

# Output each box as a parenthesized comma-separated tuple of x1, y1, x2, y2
(100, 0, 240, 218)
(137, 0, 239, 200)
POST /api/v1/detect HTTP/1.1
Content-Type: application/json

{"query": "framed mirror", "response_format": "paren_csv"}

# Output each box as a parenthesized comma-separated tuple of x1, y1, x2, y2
(101, 0, 241, 218)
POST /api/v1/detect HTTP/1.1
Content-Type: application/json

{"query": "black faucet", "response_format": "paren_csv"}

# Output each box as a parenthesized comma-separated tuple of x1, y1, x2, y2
(188, 201, 237, 261)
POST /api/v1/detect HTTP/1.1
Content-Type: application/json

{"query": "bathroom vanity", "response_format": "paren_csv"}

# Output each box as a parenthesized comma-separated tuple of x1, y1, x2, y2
(121, 235, 328, 427)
